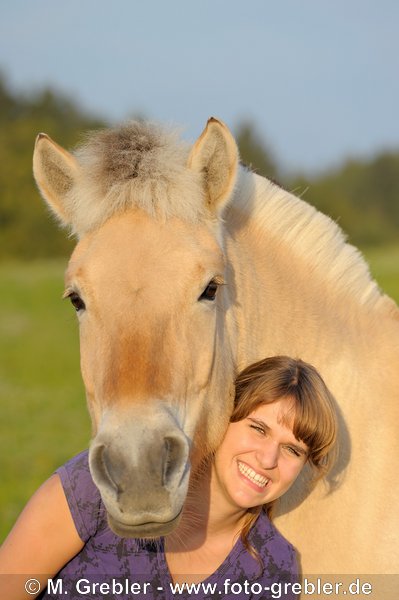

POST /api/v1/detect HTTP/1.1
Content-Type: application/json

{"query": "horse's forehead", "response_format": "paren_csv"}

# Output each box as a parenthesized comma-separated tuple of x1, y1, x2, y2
(68, 210, 223, 285)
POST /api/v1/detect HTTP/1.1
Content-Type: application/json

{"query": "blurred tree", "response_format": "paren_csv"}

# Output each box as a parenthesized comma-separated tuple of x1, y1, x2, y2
(0, 74, 105, 259)
(235, 121, 279, 181)
(1, 73, 398, 258)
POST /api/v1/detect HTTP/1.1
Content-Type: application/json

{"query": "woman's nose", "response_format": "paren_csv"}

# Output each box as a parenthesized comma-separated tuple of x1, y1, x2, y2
(256, 440, 279, 470)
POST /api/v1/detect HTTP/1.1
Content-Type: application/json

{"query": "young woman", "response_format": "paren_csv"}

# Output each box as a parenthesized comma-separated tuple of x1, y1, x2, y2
(0, 356, 337, 599)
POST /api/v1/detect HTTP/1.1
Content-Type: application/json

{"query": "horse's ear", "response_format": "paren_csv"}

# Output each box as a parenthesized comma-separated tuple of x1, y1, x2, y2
(33, 133, 79, 226)
(188, 118, 238, 214)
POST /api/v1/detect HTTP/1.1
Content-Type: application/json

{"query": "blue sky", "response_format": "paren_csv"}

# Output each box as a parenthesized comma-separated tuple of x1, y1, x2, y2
(1, 0, 398, 174)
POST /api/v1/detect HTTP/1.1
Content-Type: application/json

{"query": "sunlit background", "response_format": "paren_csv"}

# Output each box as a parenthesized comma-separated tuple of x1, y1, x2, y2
(1, 0, 398, 539)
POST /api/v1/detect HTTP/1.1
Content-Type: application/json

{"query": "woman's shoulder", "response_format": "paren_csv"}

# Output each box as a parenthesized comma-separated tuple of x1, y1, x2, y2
(250, 511, 298, 568)
(221, 511, 298, 589)
(57, 448, 92, 480)
(57, 449, 98, 502)
(56, 449, 104, 542)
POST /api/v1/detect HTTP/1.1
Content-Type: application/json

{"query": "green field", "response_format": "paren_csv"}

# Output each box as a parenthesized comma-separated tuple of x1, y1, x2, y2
(0, 260, 90, 540)
(1, 249, 398, 541)
(362, 245, 399, 301)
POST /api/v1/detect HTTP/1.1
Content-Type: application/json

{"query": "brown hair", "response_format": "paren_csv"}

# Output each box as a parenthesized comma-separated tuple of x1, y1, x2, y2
(231, 356, 338, 562)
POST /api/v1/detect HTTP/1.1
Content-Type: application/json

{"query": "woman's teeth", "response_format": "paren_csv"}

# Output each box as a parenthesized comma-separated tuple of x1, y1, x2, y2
(238, 462, 269, 488)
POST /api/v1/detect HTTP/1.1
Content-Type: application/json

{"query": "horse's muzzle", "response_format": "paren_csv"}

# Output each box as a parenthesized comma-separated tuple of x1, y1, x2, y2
(88, 408, 191, 538)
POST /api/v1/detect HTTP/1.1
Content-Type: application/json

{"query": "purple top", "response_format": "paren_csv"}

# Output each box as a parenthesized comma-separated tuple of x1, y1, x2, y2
(40, 451, 298, 599)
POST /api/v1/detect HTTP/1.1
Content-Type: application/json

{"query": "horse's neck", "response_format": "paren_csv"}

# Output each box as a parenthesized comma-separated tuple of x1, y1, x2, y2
(224, 169, 398, 370)
(223, 171, 399, 575)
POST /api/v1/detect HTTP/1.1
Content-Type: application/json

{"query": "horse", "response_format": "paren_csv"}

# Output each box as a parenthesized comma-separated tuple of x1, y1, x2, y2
(33, 118, 399, 579)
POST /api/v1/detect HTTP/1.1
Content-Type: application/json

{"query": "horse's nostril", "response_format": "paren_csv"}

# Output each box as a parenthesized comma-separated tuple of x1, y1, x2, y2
(92, 444, 121, 493)
(162, 435, 187, 489)
(163, 439, 172, 487)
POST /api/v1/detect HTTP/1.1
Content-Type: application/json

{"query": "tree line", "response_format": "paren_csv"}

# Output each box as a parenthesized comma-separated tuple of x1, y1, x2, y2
(1, 75, 398, 259)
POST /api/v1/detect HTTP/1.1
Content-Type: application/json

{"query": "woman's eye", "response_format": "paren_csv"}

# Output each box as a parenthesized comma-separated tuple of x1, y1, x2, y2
(250, 424, 265, 435)
(285, 446, 301, 457)
(68, 292, 86, 312)
(198, 280, 218, 302)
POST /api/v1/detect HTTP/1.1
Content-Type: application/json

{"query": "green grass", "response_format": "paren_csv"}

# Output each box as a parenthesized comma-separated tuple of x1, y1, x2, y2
(0, 260, 90, 540)
(362, 245, 399, 302)
(0, 250, 398, 541)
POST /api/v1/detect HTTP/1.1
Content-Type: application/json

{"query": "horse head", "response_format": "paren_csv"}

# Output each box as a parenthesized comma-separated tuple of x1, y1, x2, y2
(33, 119, 238, 537)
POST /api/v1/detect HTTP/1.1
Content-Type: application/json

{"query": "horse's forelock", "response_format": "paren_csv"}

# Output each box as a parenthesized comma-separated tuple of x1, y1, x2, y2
(65, 121, 207, 235)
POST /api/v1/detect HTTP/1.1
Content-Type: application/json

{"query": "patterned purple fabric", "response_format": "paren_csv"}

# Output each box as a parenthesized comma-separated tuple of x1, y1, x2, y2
(39, 451, 298, 599)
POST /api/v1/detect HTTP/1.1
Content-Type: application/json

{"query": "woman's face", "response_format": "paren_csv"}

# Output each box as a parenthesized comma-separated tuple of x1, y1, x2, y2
(212, 397, 309, 511)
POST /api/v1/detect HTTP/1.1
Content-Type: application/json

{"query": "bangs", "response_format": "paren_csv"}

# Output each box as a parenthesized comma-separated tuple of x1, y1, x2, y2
(290, 393, 335, 460)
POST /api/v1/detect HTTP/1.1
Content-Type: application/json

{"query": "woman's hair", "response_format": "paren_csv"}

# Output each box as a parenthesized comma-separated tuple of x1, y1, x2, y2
(232, 355, 338, 562)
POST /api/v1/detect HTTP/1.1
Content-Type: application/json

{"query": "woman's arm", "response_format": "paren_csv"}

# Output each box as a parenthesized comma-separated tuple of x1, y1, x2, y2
(0, 474, 84, 599)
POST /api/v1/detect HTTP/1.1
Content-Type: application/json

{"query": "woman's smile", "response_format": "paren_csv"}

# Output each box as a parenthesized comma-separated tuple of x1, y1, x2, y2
(237, 460, 270, 490)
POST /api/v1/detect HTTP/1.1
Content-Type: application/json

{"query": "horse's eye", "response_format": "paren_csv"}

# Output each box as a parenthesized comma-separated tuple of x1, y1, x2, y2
(199, 280, 219, 302)
(68, 292, 86, 312)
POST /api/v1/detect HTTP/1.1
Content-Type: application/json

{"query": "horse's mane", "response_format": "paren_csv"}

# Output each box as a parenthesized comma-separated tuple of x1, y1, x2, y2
(231, 168, 393, 313)
(68, 121, 205, 234)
